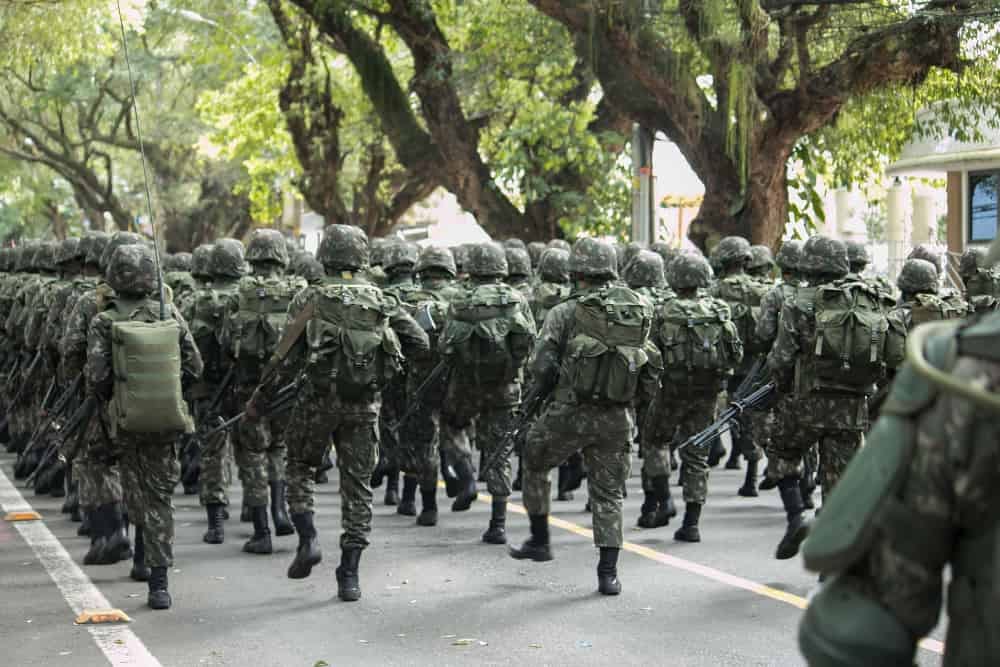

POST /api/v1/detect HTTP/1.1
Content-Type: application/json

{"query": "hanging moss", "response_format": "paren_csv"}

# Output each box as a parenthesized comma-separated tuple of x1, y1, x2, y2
(725, 59, 753, 192)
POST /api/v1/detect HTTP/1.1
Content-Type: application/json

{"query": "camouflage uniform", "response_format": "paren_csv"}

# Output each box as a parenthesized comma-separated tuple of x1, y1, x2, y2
(85, 244, 202, 610)
(248, 225, 428, 601)
(513, 238, 654, 596)
(221, 231, 304, 553)
(799, 308, 1000, 666)
(163, 252, 195, 305)
(530, 248, 571, 329)
(960, 246, 1000, 313)
(505, 247, 534, 300)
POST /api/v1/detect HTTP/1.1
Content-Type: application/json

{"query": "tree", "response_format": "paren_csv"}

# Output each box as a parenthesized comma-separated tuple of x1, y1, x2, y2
(528, 0, 991, 248)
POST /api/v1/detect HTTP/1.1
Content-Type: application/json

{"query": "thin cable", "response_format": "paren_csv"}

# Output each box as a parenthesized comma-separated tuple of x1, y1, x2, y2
(115, 0, 166, 320)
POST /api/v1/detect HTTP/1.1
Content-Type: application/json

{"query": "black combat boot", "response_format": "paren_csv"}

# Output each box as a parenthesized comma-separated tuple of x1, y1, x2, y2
(451, 458, 478, 512)
(70, 502, 82, 523)
(758, 467, 778, 491)
(738, 459, 759, 497)
(77, 508, 92, 536)
(203, 503, 226, 544)
(83, 505, 108, 565)
(336, 548, 362, 602)
(287, 512, 322, 579)
(775, 478, 810, 560)
(130, 530, 150, 582)
(147, 566, 171, 610)
(597, 547, 622, 595)
(637, 490, 659, 528)
(416, 489, 438, 527)
(240, 499, 251, 523)
(270, 480, 294, 536)
(96, 503, 131, 564)
(706, 437, 725, 467)
(674, 502, 702, 543)
(482, 498, 507, 544)
(397, 476, 418, 516)
(556, 464, 573, 501)
(61, 473, 75, 514)
(725, 447, 742, 470)
(800, 472, 816, 510)
(509, 514, 553, 562)
(384, 468, 400, 506)
(243, 505, 273, 554)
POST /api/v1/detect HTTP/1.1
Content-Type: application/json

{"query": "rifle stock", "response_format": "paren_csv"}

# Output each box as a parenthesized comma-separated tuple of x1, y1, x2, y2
(479, 381, 550, 480)
(677, 381, 776, 453)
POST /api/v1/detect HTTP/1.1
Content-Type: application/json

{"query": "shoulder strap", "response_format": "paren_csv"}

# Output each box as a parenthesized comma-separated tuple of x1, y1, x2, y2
(260, 300, 316, 382)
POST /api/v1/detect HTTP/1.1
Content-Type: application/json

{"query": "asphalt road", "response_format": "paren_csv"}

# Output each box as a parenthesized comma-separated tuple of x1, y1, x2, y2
(0, 452, 946, 667)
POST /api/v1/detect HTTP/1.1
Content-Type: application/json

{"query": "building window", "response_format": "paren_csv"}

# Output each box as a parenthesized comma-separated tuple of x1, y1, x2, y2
(969, 170, 999, 242)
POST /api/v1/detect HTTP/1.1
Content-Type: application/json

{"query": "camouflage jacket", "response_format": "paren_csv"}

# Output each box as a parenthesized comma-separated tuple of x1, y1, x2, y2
(60, 285, 106, 380)
(755, 280, 800, 350)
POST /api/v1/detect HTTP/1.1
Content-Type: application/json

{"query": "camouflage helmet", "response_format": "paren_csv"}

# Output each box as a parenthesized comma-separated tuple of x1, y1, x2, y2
(191, 244, 215, 279)
(897, 258, 939, 294)
(466, 242, 509, 278)
(163, 252, 192, 273)
(294, 255, 325, 284)
(907, 244, 942, 274)
(775, 240, 804, 272)
(82, 231, 111, 268)
(414, 245, 457, 277)
(370, 237, 390, 267)
(318, 224, 369, 271)
(99, 232, 145, 273)
(713, 236, 752, 267)
(547, 238, 571, 252)
(845, 240, 871, 269)
(959, 246, 988, 279)
(211, 238, 247, 278)
(527, 241, 546, 268)
(748, 245, 775, 271)
(382, 241, 420, 273)
(503, 238, 526, 250)
(668, 252, 714, 290)
(622, 242, 644, 273)
(56, 237, 84, 266)
(37, 241, 60, 272)
(505, 247, 532, 278)
(625, 250, 666, 289)
(106, 244, 158, 297)
(569, 238, 617, 279)
(801, 235, 849, 278)
(614, 243, 627, 273)
(649, 241, 677, 265)
(538, 248, 570, 283)
(246, 229, 290, 267)
(452, 244, 471, 273)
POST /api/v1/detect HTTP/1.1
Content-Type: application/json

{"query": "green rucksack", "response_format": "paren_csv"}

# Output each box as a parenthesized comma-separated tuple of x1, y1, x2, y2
(305, 282, 403, 400)
(657, 296, 743, 388)
(715, 274, 769, 354)
(229, 275, 301, 363)
(187, 286, 230, 381)
(910, 292, 967, 327)
(438, 282, 535, 384)
(107, 298, 193, 436)
(559, 285, 654, 405)
(799, 280, 890, 394)
(532, 281, 570, 328)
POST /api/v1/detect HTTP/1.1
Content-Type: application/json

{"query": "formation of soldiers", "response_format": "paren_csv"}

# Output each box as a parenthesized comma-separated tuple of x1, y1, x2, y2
(2, 224, 997, 663)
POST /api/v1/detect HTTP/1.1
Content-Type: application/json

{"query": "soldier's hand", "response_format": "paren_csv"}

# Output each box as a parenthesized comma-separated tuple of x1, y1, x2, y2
(244, 388, 264, 422)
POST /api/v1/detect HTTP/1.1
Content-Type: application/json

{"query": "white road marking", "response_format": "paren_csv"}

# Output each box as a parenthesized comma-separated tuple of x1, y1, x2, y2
(0, 466, 162, 667)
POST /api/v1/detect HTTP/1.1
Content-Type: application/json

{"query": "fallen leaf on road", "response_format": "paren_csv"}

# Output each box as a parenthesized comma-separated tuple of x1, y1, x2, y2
(529, 643, 543, 649)
(313, 661, 329, 667)
(113, 640, 124, 646)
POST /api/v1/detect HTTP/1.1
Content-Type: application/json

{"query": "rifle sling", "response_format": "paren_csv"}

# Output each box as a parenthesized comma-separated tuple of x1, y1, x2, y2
(260, 301, 315, 383)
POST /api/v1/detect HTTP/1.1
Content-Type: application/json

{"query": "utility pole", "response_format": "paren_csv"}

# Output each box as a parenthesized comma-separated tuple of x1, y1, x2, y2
(631, 124, 655, 245)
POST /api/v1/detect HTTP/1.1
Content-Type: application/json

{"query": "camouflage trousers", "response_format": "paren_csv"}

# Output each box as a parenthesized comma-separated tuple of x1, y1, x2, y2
(643, 393, 718, 505)
(726, 376, 765, 462)
(522, 401, 632, 548)
(231, 385, 287, 508)
(441, 407, 516, 499)
(397, 406, 440, 492)
(118, 434, 180, 568)
(75, 419, 122, 510)
(198, 429, 231, 507)
(765, 394, 815, 482)
(285, 393, 379, 550)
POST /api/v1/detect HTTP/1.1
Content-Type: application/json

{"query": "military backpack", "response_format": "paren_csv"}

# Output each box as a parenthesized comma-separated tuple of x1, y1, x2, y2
(909, 292, 967, 327)
(657, 296, 742, 388)
(715, 274, 769, 354)
(229, 275, 300, 363)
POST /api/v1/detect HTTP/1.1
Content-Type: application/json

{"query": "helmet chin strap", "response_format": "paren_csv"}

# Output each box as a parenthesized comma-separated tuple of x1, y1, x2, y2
(115, 1, 165, 321)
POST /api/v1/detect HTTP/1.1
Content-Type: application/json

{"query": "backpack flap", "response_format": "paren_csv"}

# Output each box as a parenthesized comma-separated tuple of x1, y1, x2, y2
(807, 284, 888, 393)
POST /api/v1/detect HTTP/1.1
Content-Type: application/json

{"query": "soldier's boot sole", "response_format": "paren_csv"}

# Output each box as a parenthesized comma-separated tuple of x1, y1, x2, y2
(396, 501, 417, 517)
(775, 516, 810, 560)
(482, 523, 507, 545)
(508, 541, 553, 562)
(130, 564, 151, 582)
(636, 513, 662, 529)
(148, 590, 172, 611)
(597, 574, 622, 596)
(451, 492, 477, 512)
(416, 510, 438, 527)
(556, 491, 574, 501)
(287, 540, 322, 580)
(203, 528, 225, 545)
(737, 484, 759, 498)
(673, 525, 701, 543)
(242, 535, 273, 555)
(759, 476, 778, 491)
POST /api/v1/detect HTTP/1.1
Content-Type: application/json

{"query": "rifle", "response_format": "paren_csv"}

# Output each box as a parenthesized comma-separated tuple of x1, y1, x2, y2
(201, 381, 300, 441)
(676, 381, 776, 453)
(387, 359, 450, 434)
(16, 376, 82, 467)
(25, 394, 95, 486)
(182, 367, 236, 470)
(479, 381, 551, 480)
(0, 351, 43, 434)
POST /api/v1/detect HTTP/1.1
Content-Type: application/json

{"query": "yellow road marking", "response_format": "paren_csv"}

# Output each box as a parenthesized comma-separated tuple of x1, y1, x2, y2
(450, 484, 944, 656)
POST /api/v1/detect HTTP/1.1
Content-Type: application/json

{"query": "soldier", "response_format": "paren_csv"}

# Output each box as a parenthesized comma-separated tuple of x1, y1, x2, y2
(85, 244, 203, 609)
(190, 244, 215, 290)
(190, 240, 247, 545)
(437, 243, 536, 542)
(767, 236, 888, 559)
(642, 254, 741, 537)
(511, 238, 657, 594)
(959, 246, 999, 313)
(245, 224, 428, 602)
(505, 247, 534, 300)
(649, 241, 678, 269)
(747, 245, 776, 282)
(798, 244, 1000, 665)
(709, 236, 768, 492)
(892, 258, 966, 331)
(907, 243, 969, 314)
(546, 238, 571, 253)
(531, 248, 571, 330)
(163, 252, 195, 304)
(503, 238, 527, 251)
(526, 241, 547, 272)
(394, 246, 460, 525)
(367, 237, 389, 287)
(222, 231, 302, 554)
